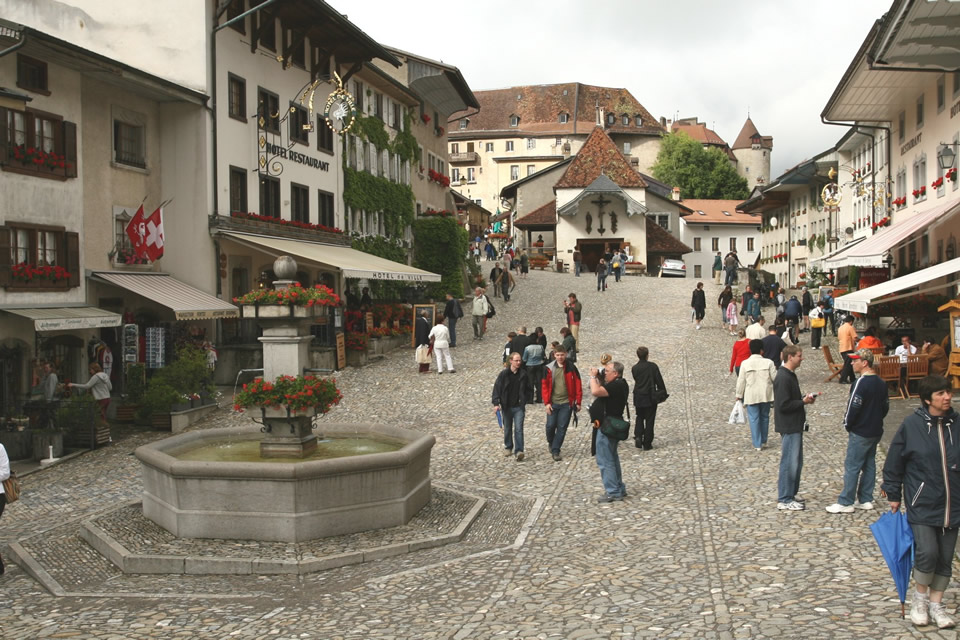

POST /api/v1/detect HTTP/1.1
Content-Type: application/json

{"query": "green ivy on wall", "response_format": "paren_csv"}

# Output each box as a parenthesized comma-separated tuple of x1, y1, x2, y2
(352, 111, 420, 165)
(343, 167, 415, 237)
(412, 217, 468, 298)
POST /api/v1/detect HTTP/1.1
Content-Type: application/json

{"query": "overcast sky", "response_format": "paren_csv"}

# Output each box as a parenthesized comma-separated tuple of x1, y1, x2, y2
(343, 0, 892, 178)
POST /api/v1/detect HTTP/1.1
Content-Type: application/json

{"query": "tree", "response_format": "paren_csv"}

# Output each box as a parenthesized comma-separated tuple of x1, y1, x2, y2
(651, 132, 750, 200)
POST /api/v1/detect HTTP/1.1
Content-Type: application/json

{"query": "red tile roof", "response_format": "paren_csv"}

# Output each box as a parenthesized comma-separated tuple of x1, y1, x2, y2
(514, 201, 556, 228)
(679, 199, 758, 225)
(671, 121, 727, 146)
(646, 218, 693, 255)
(554, 127, 647, 189)
(448, 83, 665, 137)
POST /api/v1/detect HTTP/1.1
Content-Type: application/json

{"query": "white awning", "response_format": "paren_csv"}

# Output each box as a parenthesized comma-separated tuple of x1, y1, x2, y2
(834, 257, 960, 314)
(825, 200, 960, 269)
(222, 232, 442, 282)
(808, 236, 865, 267)
(92, 272, 239, 320)
(4, 306, 122, 331)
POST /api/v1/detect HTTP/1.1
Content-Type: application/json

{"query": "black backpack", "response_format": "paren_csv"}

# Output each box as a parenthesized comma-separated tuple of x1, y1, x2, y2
(485, 296, 496, 318)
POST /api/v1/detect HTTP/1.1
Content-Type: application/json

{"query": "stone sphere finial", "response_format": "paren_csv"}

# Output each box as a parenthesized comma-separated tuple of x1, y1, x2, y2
(273, 255, 297, 280)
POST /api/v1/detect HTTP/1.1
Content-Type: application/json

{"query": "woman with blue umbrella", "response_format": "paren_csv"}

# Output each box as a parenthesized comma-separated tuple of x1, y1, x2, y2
(882, 375, 959, 629)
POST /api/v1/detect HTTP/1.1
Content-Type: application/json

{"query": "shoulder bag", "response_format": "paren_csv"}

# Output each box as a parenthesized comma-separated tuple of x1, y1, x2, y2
(3, 471, 21, 503)
(600, 404, 631, 441)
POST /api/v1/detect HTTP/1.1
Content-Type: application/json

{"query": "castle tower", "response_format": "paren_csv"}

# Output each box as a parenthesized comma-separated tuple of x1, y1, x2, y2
(731, 117, 772, 190)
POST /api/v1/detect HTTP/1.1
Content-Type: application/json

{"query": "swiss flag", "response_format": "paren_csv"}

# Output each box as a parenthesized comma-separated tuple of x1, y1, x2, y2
(124, 204, 165, 262)
(143, 207, 164, 261)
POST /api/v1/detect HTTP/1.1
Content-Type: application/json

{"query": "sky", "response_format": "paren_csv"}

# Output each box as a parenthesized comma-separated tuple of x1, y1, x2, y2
(340, 0, 893, 179)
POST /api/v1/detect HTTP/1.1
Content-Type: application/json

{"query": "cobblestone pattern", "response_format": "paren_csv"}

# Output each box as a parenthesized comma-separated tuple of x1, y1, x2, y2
(0, 270, 948, 638)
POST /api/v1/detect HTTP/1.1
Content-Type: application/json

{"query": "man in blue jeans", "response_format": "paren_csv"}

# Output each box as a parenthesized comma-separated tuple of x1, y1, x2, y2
(825, 348, 889, 513)
(773, 345, 818, 511)
(588, 360, 629, 503)
(542, 347, 581, 462)
(492, 352, 533, 461)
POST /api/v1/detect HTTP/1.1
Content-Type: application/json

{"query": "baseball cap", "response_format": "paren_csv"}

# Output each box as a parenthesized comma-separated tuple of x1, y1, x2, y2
(849, 348, 874, 366)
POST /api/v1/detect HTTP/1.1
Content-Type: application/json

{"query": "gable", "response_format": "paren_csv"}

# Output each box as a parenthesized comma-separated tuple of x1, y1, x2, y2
(554, 127, 647, 189)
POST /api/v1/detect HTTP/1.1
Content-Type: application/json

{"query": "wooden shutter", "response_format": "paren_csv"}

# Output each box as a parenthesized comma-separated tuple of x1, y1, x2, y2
(66, 231, 80, 287)
(0, 107, 8, 165)
(0, 227, 10, 288)
(63, 121, 77, 178)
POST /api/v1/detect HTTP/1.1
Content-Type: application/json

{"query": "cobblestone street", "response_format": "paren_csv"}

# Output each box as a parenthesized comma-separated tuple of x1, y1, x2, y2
(0, 269, 950, 639)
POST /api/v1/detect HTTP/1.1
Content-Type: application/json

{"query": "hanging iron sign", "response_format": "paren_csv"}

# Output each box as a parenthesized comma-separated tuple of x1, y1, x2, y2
(821, 183, 841, 207)
(299, 71, 356, 136)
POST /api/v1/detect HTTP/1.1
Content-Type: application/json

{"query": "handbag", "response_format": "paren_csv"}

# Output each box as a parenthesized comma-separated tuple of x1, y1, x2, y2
(415, 345, 431, 364)
(3, 471, 21, 503)
(728, 399, 746, 424)
(811, 317, 826, 328)
(653, 387, 669, 404)
(600, 415, 631, 441)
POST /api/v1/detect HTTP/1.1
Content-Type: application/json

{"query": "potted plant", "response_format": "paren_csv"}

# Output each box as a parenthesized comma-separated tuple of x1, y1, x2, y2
(233, 375, 342, 419)
(11, 414, 29, 431)
(117, 363, 146, 422)
(137, 383, 181, 429)
(234, 283, 341, 318)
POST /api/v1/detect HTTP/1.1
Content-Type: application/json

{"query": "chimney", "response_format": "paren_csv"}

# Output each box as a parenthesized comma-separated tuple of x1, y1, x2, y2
(672, 186, 681, 201)
(596, 101, 603, 127)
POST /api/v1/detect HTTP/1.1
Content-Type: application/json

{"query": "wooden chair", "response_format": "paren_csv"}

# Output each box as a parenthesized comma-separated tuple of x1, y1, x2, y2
(821, 345, 843, 382)
(870, 347, 885, 356)
(904, 354, 930, 398)
(876, 355, 907, 399)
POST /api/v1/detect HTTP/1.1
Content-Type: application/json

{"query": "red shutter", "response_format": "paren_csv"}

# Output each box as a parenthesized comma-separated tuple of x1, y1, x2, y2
(0, 227, 10, 288)
(63, 121, 77, 178)
(0, 107, 8, 165)
(66, 231, 80, 288)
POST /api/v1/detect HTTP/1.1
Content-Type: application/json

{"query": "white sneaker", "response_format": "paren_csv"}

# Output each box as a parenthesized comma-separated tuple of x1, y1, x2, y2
(930, 602, 955, 629)
(777, 501, 805, 511)
(911, 592, 930, 627)
(856, 501, 874, 510)
(825, 503, 855, 514)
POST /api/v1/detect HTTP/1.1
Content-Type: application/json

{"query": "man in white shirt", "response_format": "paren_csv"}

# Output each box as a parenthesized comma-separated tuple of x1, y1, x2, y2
(746, 316, 766, 341)
(895, 335, 917, 364)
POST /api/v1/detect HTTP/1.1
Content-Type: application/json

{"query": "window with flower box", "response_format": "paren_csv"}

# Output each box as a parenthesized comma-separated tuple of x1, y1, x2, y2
(0, 106, 77, 179)
(0, 224, 79, 289)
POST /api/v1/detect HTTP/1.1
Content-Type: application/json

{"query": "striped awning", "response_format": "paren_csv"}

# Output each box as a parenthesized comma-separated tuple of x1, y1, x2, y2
(92, 272, 238, 320)
(4, 306, 122, 331)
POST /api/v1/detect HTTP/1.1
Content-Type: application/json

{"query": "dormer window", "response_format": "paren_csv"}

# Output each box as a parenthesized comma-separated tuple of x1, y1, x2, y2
(622, 114, 629, 126)
(635, 115, 642, 126)
(510, 115, 519, 127)
(559, 112, 569, 124)
(606, 113, 615, 126)
(459, 119, 468, 130)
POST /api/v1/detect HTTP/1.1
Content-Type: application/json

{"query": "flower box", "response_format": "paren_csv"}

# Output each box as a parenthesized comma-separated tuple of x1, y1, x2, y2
(240, 304, 323, 319)
(261, 405, 317, 419)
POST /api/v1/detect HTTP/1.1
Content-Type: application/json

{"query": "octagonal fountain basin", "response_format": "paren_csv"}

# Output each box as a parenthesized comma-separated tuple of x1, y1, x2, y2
(134, 423, 435, 543)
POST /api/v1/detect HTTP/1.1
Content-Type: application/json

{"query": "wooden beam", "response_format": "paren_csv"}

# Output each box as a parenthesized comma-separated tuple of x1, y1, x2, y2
(281, 29, 307, 70)
(340, 61, 362, 85)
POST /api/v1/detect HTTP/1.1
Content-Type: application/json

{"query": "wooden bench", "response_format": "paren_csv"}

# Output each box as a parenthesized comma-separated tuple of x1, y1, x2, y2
(821, 345, 843, 382)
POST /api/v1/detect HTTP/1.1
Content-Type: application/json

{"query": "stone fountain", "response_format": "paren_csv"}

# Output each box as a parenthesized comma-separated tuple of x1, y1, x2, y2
(134, 257, 435, 542)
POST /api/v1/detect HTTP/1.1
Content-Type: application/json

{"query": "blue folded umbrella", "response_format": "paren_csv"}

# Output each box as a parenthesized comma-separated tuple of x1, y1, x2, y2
(870, 509, 914, 618)
(495, 408, 503, 430)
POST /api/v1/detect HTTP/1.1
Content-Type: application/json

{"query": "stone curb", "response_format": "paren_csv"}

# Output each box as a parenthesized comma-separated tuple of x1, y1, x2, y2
(73, 488, 487, 578)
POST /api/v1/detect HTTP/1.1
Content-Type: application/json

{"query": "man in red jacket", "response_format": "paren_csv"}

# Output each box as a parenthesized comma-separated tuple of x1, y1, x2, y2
(542, 347, 582, 461)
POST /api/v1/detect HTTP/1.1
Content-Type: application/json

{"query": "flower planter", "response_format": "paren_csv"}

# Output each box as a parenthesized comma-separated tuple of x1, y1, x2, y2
(240, 304, 324, 319)
(115, 404, 139, 423)
(151, 413, 172, 431)
(171, 402, 191, 412)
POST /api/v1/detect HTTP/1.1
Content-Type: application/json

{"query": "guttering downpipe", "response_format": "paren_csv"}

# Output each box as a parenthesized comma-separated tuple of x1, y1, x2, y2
(0, 35, 26, 59)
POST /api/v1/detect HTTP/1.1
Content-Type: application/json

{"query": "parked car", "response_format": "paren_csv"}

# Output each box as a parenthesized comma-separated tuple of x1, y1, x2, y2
(659, 259, 687, 278)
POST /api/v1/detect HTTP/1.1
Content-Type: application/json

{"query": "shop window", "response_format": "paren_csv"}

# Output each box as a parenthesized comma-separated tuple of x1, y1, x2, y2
(228, 74, 246, 121)
(257, 88, 280, 133)
(229, 166, 247, 214)
(291, 183, 309, 223)
(289, 103, 309, 145)
(17, 54, 48, 94)
(259, 175, 280, 218)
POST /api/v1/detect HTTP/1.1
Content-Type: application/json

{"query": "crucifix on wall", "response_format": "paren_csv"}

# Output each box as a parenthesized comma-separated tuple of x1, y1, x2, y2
(591, 194, 611, 236)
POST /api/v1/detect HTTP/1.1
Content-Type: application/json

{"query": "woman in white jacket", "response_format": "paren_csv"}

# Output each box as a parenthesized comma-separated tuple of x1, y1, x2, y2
(735, 339, 777, 451)
(69, 363, 113, 422)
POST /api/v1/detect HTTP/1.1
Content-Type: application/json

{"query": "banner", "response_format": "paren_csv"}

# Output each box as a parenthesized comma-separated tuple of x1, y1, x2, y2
(124, 204, 165, 262)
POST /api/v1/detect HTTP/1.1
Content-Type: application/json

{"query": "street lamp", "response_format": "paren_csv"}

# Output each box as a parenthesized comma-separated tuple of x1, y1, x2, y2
(459, 175, 467, 188)
(938, 143, 958, 171)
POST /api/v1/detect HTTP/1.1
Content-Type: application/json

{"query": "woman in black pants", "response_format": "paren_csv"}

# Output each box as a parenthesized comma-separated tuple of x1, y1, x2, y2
(882, 376, 959, 629)
(809, 302, 825, 350)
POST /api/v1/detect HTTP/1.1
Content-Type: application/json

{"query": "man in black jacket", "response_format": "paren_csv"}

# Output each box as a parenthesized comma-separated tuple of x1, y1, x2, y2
(489, 263, 504, 298)
(443, 293, 463, 348)
(631, 346, 666, 450)
(762, 325, 787, 368)
(774, 345, 817, 511)
(510, 326, 532, 361)
(492, 352, 533, 461)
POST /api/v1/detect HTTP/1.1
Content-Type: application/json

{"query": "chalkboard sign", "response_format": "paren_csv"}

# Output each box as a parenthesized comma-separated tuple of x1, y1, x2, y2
(336, 332, 346, 370)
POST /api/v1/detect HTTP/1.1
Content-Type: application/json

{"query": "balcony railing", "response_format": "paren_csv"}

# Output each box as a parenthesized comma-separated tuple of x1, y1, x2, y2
(449, 151, 479, 164)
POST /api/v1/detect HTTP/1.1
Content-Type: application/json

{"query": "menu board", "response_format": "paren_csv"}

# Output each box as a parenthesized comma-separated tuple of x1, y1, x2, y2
(146, 327, 166, 369)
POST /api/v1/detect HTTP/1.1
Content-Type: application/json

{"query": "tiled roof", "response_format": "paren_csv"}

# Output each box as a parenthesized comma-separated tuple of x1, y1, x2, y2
(646, 218, 693, 255)
(671, 121, 727, 146)
(449, 83, 665, 137)
(732, 117, 772, 150)
(555, 127, 647, 189)
(679, 199, 759, 225)
(514, 201, 556, 228)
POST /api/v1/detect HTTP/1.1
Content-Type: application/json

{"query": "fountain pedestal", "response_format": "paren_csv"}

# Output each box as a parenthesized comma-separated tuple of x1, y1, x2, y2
(259, 406, 317, 458)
